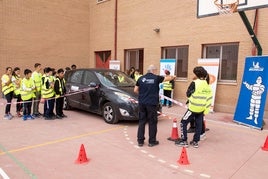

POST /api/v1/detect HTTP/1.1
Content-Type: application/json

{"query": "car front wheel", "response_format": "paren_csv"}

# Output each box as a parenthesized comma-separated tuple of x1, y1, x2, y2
(103, 102, 118, 124)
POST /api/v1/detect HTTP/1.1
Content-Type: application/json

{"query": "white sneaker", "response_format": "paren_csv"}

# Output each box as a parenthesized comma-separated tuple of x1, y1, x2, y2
(3, 114, 9, 120)
(200, 133, 206, 141)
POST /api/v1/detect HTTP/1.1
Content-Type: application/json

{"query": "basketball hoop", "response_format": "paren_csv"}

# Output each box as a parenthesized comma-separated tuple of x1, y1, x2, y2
(214, 0, 239, 15)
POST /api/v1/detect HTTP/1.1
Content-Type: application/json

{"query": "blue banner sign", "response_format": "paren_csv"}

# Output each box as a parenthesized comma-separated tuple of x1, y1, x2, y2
(234, 56, 268, 129)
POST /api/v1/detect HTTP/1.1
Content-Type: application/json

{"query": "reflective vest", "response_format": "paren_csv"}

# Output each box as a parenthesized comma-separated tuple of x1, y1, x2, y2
(41, 76, 54, 99)
(134, 74, 141, 81)
(32, 71, 42, 92)
(163, 81, 172, 91)
(20, 78, 36, 100)
(55, 78, 65, 98)
(118, 76, 124, 82)
(12, 75, 21, 95)
(188, 79, 212, 115)
(1, 74, 14, 95)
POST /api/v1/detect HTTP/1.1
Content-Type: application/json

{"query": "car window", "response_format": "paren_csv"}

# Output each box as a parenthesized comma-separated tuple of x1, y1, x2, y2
(83, 71, 97, 85)
(69, 70, 83, 84)
(96, 71, 136, 87)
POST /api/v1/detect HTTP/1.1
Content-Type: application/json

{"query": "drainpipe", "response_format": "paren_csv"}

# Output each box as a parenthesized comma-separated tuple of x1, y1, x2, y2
(251, 9, 258, 56)
(114, 0, 118, 60)
(238, 11, 262, 56)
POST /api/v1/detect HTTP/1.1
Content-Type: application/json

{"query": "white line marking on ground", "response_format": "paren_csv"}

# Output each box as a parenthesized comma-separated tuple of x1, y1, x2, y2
(158, 159, 166, 163)
(141, 150, 148, 154)
(184, 169, 194, 174)
(129, 141, 134, 144)
(125, 137, 130, 140)
(124, 134, 128, 137)
(169, 164, 179, 169)
(148, 154, 156, 158)
(0, 168, 10, 179)
(200, 173, 211, 178)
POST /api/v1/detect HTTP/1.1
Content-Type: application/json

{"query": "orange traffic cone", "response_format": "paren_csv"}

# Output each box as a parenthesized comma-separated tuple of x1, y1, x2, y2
(261, 136, 268, 151)
(75, 144, 89, 164)
(167, 118, 180, 141)
(177, 147, 190, 165)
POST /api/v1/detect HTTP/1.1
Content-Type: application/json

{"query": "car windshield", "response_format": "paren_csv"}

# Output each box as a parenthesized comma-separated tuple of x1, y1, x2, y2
(96, 71, 136, 87)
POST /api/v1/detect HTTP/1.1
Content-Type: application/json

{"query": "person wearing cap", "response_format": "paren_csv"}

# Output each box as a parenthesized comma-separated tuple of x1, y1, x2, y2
(163, 70, 175, 108)
(134, 64, 176, 147)
(175, 66, 212, 148)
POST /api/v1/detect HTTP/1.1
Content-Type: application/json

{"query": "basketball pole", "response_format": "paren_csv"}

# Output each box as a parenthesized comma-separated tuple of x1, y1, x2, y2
(238, 11, 262, 56)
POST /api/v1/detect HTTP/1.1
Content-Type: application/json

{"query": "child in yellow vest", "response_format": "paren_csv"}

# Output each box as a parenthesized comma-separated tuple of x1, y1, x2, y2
(21, 69, 36, 120)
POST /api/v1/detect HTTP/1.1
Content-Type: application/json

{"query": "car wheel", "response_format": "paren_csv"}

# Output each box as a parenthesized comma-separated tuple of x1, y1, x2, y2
(103, 102, 118, 124)
(63, 97, 71, 110)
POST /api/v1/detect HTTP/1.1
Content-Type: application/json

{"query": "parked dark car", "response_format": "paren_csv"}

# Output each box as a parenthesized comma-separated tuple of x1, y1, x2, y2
(64, 68, 141, 124)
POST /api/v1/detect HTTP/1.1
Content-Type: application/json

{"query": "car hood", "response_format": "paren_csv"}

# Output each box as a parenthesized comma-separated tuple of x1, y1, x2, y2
(108, 86, 138, 99)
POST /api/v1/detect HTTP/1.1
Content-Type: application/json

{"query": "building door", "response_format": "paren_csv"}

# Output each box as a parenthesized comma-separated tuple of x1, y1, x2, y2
(125, 49, 144, 75)
(95, 51, 111, 68)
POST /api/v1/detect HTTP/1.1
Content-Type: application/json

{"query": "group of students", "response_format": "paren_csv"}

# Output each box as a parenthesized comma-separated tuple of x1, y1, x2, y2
(1, 63, 74, 121)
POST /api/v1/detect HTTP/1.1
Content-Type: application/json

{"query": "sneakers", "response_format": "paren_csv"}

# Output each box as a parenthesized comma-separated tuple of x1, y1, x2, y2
(27, 115, 35, 120)
(17, 112, 22, 117)
(190, 141, 199, 148)
(138, 143, 144, 147)
(60, 114, 67, 118)
(22, 115, 27, 121)
(56, 115, 63, 119)
(200, 133, 206, 141)
(175, 140, 189, 147)
(4, 114, 13, 120)
(148, 141, 159, 147)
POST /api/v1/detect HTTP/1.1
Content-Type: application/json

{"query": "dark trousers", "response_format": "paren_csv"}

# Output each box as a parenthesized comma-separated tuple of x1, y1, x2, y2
(23, 99, 32, 116)
(180, 109, 203, 142)
(15, 94, 22, 112)
(189, 118, 206, 134)
(56, 97, 64, 116)
(4, 92, 13, 114)
(163, 90, 172, 106)
(137, 104, 158, 144)
(33, 91, 41, 115)
(44, 98, 55, 118)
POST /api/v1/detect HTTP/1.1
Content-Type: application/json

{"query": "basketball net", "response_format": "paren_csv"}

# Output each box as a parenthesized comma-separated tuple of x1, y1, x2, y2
(214, 0, 239, 15)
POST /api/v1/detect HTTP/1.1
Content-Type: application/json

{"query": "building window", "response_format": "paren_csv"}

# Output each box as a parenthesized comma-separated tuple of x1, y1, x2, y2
(162, 46, 189, 78)
(203, 43, 239, 82)
(124, 49, 144, 75)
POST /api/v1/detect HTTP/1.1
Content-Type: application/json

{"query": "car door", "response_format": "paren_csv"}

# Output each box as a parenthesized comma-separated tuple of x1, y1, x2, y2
(80, 70, 100, 112)
(65, 70, 84, 109)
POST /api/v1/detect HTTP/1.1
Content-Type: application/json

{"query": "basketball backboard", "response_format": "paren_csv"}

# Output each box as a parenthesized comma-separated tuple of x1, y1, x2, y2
(197, 0, 268, 18)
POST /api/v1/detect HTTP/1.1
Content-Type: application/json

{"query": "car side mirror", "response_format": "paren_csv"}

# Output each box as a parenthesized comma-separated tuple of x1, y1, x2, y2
(89, 82, 97, 87)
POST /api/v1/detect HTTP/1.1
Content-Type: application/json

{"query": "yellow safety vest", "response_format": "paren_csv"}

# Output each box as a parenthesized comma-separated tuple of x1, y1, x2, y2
(32, 71, 42, 92)
(1, 74, 14, 95)
(188, 79, 212, 115)
(41, 76, 54, 99)
(12, 75, 21, 95)
(163, 81, 172, 91)
(55, 78, 65, 98)
(20, 78, 36, 100)
(134, 74, 141, 81)
(118, 76, 124, 82)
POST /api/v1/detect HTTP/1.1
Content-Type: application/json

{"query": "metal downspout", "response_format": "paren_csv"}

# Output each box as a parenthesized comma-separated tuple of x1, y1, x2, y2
(238, 11, 262, 56)
(114, 0, 118, 60)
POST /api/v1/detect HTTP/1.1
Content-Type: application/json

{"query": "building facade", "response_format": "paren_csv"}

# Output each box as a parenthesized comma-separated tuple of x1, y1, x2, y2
(1, 0, 268, 116)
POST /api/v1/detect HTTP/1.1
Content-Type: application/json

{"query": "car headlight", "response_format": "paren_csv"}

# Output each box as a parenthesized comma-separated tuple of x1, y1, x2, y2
(114, 92, 137, 103)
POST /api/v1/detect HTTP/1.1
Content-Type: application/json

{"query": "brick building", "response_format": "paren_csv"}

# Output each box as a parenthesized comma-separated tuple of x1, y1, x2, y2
(1, 0, 268, 116)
